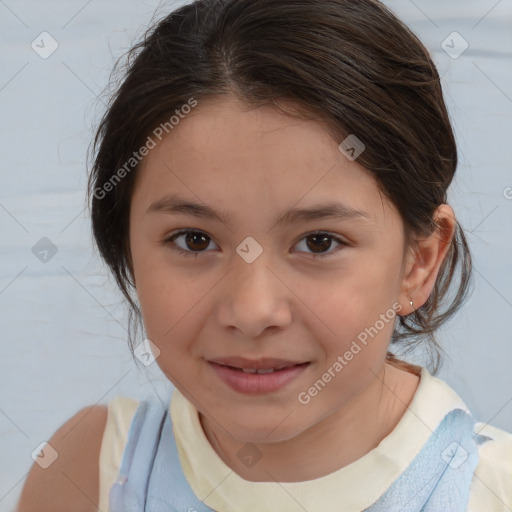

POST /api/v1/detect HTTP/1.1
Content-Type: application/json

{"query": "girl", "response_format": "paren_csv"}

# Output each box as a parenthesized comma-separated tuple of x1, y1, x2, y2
(18, 0, 512, 510)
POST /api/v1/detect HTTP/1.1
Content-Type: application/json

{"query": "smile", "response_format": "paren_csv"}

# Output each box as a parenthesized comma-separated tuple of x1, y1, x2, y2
(207, 358, 310, 394)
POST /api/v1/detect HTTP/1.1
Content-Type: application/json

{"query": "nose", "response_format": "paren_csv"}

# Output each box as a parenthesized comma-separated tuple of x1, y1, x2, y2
(217, 251, 293, 338)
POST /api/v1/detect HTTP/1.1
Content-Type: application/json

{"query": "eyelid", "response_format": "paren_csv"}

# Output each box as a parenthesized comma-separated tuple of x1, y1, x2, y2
(163, 229, 348, 259)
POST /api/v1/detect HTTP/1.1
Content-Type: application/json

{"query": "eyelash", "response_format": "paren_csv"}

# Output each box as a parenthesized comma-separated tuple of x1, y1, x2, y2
(162, 229, 347, 259)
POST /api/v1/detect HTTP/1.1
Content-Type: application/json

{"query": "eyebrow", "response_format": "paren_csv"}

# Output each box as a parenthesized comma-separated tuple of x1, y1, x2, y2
(146, 193, 370, 227)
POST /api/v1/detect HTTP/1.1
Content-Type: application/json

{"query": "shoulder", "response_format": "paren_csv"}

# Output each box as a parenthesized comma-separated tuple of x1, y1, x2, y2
(17, 404, 108, 512)
(469, 422, 512, 510)
(404, 368, 512, 508)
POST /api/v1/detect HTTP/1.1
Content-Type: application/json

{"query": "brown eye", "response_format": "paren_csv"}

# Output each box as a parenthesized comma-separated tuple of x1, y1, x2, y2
(163, 229, 346, 259)
(164, 230, 217, 256)
(306, 234, 332, 253)
(294, 231, 346, 258)
(182, 231, 210, 251)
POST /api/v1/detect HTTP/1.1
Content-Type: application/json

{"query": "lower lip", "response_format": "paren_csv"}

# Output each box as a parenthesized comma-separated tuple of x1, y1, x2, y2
(208, 362, 310, 395)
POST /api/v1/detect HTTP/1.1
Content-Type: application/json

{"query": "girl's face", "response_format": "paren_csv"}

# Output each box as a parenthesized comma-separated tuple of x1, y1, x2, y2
(129, 96, 411, 443)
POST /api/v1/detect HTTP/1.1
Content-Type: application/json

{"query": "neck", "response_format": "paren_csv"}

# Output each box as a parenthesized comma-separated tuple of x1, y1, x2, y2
(199, 362, 420, 482)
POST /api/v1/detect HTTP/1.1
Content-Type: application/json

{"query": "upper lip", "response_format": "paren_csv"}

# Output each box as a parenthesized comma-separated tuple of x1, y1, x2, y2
(208, 356, 307, 370)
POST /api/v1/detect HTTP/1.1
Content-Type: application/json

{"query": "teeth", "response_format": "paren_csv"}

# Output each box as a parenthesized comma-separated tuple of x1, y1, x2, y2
(227, 364, 300, 374)
(241, 367, 276, 374)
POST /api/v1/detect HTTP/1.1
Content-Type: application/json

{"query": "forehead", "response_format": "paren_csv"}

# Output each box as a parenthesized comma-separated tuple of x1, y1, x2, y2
(132, 96, 397, 227)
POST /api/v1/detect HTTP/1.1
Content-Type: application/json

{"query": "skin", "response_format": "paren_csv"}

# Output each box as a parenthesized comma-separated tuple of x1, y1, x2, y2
(17, 405, 108, 511)
(128, 95, 456, 482)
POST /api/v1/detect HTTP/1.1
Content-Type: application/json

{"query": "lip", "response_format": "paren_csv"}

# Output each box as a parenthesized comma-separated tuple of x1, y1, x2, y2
(207, 357, 310, 395)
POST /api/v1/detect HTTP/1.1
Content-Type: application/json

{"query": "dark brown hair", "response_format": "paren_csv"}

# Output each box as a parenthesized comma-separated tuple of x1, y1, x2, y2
(87, 0, 472, 375)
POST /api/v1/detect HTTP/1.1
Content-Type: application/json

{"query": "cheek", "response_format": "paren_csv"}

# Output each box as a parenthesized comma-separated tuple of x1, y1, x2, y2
(309, 263, 399, 332)
(299, 257, 401, 370)
(131, 251, 210, 371)
(136, 277, 197, 345)
(130, 243, 183, 342)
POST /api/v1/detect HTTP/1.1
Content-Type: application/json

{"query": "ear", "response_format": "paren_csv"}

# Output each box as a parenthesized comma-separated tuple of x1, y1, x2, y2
(398, 204, 456, 315)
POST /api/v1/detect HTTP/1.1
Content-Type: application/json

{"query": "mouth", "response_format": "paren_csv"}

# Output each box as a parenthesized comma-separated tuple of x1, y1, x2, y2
(209, 356, 308, 371)
(207, 357, 310, 394)
(216, 363, 309, 374)
(232, 366, 295, 374)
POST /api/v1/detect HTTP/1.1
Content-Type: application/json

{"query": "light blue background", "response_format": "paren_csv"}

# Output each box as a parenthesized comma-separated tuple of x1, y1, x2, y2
(1, 0, 511, 509)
